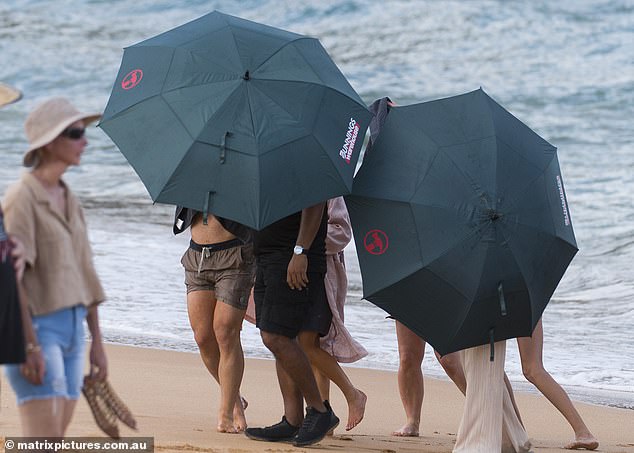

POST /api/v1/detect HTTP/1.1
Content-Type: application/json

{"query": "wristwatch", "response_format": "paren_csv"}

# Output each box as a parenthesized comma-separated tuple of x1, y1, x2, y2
(293, 245, 305, 255)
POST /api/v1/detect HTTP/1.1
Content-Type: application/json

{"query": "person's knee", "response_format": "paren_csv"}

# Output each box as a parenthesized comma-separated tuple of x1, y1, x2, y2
(521, 362, 543, 383)
(261, 331, 290, 354)
(297, 333, 318, 357)
(214, 325, 240, 350)
(192, 326, 215, 348)
(213, 316, 241, 350)
(399, 350, 423, 370)
(438, 353, 461, 377)
(20, 398, 65, 437)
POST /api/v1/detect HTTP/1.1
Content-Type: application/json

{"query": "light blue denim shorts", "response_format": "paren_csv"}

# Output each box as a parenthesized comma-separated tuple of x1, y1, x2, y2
(5, 305, 87, 405)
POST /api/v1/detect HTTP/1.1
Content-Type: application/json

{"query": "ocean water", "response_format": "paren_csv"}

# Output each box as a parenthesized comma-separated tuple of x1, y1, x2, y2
(1, 0, 633, 410)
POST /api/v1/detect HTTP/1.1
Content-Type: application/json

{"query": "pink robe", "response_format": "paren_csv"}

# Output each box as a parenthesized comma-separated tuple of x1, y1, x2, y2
(244, 198, 367, 363)
(319, 197, 367, 363)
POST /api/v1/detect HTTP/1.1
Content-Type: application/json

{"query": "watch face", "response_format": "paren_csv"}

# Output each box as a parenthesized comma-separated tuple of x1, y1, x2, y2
(294, 246, 303, 255)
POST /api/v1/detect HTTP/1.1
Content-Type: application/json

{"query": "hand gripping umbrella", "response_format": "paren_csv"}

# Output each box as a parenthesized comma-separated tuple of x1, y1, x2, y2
(100, 11, 370, 230)
(346, 89, 577, 356)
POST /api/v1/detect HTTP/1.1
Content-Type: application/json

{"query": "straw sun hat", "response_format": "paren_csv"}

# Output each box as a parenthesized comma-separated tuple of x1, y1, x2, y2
(23, 97, 101, 167)
(0, 82, 22, 107)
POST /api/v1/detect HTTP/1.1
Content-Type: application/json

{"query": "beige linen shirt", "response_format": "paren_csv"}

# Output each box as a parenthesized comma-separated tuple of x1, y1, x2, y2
(2, 172, 105, 316)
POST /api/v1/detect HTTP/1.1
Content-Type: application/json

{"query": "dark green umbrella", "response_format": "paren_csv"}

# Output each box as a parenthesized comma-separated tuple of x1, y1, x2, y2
(346, 89, 577, 356)
(100, 11, 370, 230)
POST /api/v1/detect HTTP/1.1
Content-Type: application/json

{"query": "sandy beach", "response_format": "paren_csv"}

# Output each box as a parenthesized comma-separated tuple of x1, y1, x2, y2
(1, 344, 632, 452)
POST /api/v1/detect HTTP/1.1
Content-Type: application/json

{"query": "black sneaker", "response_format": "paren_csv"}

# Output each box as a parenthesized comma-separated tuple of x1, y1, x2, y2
(293, 401, 340, 447)
(244, 416, 300, 442)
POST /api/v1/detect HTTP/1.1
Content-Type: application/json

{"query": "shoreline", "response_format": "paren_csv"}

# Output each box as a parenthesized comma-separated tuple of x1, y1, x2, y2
(98, 335, 634, 412)
(1, 344, 634, 453)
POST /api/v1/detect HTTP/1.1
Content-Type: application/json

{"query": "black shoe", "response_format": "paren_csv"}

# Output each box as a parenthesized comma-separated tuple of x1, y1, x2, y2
(293, 401, 340, 447)
(244, 416, 300, 442)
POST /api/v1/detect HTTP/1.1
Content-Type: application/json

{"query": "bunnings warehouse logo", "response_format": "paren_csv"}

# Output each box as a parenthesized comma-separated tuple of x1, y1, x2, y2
(339, 118, 360, 164)
(556, 175, 570, 226)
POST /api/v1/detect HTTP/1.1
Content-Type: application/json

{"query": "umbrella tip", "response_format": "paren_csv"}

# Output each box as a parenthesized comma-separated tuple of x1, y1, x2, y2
(487, 209, 501, 221)
(243, 70, 250, 81)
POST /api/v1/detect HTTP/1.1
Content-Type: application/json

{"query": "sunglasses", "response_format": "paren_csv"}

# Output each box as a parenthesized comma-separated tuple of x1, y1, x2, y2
(60, 127, 86, 140)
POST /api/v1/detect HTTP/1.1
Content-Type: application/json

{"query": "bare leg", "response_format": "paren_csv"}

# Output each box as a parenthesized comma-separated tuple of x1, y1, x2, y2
(18, 397, 66, 436)
(312, 367, 335, 435)
(187, 290, 246, 433)
(261, 331, 326, 416)
(214, 300, 248, 432)
(313, 367, 330, 402)
(275, 359, 304, 426)
(518, 319, 598, 450)
(436, 350, 466, 394)
(392, 321, 424, 437)
(61, 399, 78, 435)
(299, 332, 366, 430)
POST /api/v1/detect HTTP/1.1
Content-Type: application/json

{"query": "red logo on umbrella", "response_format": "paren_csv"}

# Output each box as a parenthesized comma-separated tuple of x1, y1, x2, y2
(364, 229, 389, 255)
(121, 69, 143, 90)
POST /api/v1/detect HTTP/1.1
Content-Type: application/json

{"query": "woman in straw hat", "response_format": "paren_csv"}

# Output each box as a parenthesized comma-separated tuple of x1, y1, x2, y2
(2, 97, 108, 436)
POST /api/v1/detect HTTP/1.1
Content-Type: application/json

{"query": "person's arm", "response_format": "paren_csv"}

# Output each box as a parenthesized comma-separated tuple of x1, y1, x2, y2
(287, 202, 326, 290)
(4, 194, 44, 383)
(9, 235, 25, 280)
(87, 305, 108, 380)
(17, 283, 45, 385)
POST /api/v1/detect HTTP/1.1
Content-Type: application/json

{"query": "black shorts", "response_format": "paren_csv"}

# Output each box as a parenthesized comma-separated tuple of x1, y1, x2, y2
(253, 265, 331, 339)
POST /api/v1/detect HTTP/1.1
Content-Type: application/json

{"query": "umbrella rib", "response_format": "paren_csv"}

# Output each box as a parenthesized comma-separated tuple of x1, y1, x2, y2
(251, 36, 316, 72)
(249, 78, 366, 109)
(500, 214, 576, 249)
(105, 45, 207, 122)
(254, 39, 364, 102)
(244, 78, 319, 147)
(155, 49, 200, 143)
(412, 98, 489, 199)
(491, 124, 557, 210)
(424, 136, 497, 201)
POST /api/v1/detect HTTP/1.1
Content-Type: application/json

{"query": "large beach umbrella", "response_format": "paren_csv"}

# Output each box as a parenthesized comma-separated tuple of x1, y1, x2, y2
(346, 89, 577, 356)
(100, 11, 370, 230)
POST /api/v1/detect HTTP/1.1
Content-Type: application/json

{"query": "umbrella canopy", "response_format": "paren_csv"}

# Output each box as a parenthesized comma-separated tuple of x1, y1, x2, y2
(346, 89, 577, 355)
(100, 11, 370, 230)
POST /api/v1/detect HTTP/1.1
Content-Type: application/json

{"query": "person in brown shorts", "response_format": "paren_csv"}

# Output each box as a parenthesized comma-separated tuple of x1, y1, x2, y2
(174, 207, 255, 433)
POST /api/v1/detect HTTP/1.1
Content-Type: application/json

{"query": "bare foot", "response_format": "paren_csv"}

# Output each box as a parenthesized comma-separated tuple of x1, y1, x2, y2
(217, 419, 239, 434)
(391, 423, 420, 437)
(564, 436, 599, 450)
(233, 396, 247, 432)
(345, 389, 367, 431)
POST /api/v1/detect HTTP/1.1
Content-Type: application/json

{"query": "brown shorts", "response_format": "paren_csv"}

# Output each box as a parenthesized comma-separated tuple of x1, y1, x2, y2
(181, 240, 256, 310)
